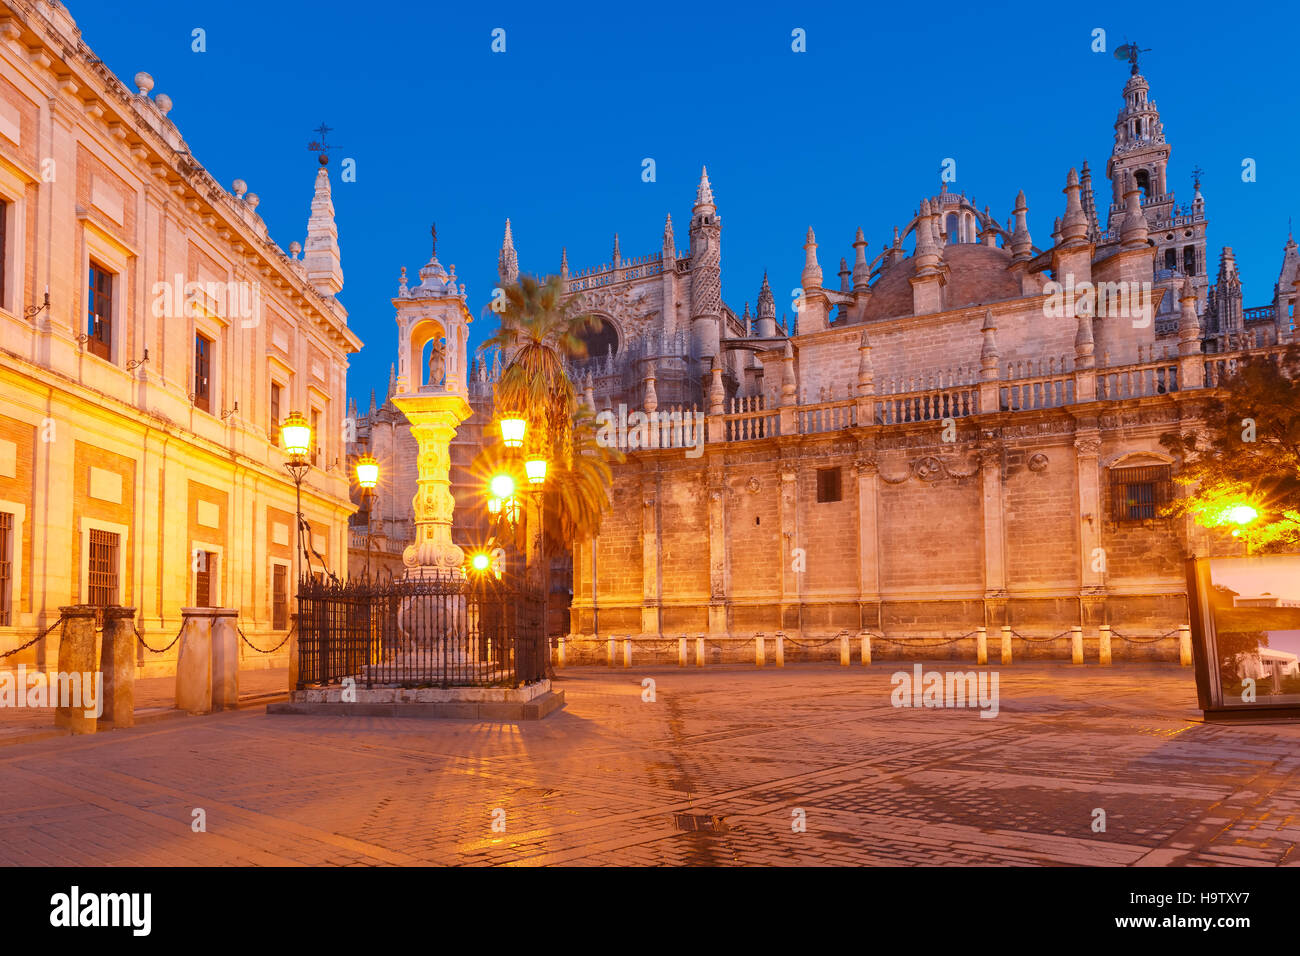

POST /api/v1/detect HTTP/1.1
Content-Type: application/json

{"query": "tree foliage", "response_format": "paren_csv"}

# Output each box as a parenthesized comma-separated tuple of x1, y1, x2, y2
(476, 275, 623, 549)
(1159, 346, 1300, 551)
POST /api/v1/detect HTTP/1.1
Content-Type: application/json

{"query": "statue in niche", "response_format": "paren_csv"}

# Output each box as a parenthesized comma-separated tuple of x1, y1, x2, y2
(427, 338, 446, 388)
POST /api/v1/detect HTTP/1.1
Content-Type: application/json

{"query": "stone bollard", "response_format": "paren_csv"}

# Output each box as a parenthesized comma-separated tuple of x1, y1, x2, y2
(176, 608, 213, 714)
(1098, 624, 1112, 666)
(678, 636, 687, 667)
(623, 638, 632, 668)
(976, 626, 988, 666)
(1071, 625, 1084, 665)
(1000, 625, 1012, 665)
(775, 632, 785, 667)
(606, 637, 616, 667)
(1179, 624, 1192, 667)
(755, 633, 765, 667)
(211, 609, 239, 712)
(840, 632, 851, 667)
(695, 635, 705, 667)
(101, 606, 137, 728)
(55, 605, 98, 734)
(556, 635, 566, 668)
(860, 632, 871, 665)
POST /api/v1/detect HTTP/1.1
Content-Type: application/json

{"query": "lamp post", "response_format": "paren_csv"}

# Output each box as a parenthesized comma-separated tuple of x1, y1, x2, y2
(355, 453, 380, 581)
(525, 453, 549, 647)
(280, 410, 313, 583)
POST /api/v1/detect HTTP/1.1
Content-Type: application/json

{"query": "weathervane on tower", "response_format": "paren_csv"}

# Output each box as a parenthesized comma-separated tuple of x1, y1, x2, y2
(1113, 40, 1151, 75)
(307, 122, 335, 165)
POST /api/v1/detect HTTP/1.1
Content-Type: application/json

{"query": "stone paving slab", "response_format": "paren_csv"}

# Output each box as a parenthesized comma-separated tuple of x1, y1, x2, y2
(0, 663, 1297, 866)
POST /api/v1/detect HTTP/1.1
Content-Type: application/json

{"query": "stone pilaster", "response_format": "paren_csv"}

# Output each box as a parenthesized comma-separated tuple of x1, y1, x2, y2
(978, 440, 1007, 597)
(853, 454, 880, 606)
(778, 460, 800, 633)
(640, 494, 660, 636)
(1074, 432, 1106, 595)
(706, 470, 729, 637)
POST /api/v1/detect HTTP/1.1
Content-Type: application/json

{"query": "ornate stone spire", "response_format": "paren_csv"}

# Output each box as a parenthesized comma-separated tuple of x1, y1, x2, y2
(801, 227, 822, 289)
(1010, 190, 1033, 262)
(662, 214, 675, 260)
(756, 271, 776, 337)
(857, 327, 873, 394)
(742, 301, 752, 336)
(1119, 171, 1149, 250)
(303, 159, 343, 296)
(612, 233, 621, 269)
(497, 218, 518, 286)
(1079, 161, 1100, 241)
(852, 227, 870, 291)
(560, 246, 569, 278)
(1059, 168, 1089, 247)
(695, 166, 715, 211)
(979, 309, 999, 379)
(368, 388, 377, 416)
(838, 257, 851, 294)
(387, 363, 397, 399)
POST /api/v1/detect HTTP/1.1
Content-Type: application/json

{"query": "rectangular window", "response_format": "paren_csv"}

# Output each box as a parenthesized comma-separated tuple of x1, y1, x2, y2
(195, 551, 214, 606)
(1110, 465, 1173, 522)
(272, 564, 287, 630)
(816, 466, 843, 503)
(310, 408, 321, 466)
(0, 511, 12, 627)
(194, 333, 213, 413)
(87, 262, 114, 361)
(87, 529, 119, 606)
(0, 199, 8, 309)
(270, 381, 282, 443)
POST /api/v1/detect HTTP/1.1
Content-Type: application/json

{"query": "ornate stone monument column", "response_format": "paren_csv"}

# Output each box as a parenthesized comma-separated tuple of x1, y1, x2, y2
(390, 226, 473, 583)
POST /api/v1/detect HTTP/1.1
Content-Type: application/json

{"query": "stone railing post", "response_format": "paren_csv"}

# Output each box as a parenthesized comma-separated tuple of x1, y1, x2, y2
(556, 635, 566, 668)
(755, 632, 765, 667)
(1071, 625, 1084, 665)
(56, 605, 97, 734)
(212, 609, 239, 711)
(695, 634, 706, 667)
(623, 637, 632, 667)
(860, 631, 872, 665)
(1000, 625, 1012, 664)
(176, 607, 214, 714)
(101, 606, 137, 728)
(839, 632, 850, 666)
(1098, 624, 1112, 666)
(1179, 624, 1192, 666)
(287, 612, 300, 692)
(606, 636, 616, 666)
(976, 626, 988, 666)
(678, 636, 687, 667)
(775, 631, 785, 667)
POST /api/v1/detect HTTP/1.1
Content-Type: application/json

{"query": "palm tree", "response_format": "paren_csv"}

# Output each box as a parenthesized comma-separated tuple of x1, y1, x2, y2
(474, 274, 623, 593)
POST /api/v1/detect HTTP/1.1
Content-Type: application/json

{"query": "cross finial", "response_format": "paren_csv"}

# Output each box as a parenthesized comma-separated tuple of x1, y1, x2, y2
(430, 223, 437, 258)
(1191, 165, 1204, 192)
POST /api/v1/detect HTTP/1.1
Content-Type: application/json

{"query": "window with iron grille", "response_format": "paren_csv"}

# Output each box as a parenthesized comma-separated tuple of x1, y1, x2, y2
(195, 550, 213, 606)
(194, 333, 213, 413)
(87, 262, 114, 361)
(1110, 464, 1173, 522)
(270, 381, 282, 443)
(0, 512, 12, 627)
(87, 529, 119, 606)
(816, 466, 842, 503)
(272, 564, 287, 630)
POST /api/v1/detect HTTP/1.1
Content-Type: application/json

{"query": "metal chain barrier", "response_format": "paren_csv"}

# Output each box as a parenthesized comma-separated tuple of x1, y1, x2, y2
(871, 630, 978, 648)
(1010, 628, 1074, 644)
(134, 621, 185, 655)
(1110, 628, 1178, 645)
(0, 616, 65, 660)
(237, 623, 295, 655)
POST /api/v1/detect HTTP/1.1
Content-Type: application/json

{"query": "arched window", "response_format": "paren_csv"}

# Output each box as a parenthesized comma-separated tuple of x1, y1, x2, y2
(1164, 249, 1176, 271)
(945, 213, 958, 244)
(1183, 246, 1197, 275)
(1134, 169, 1150, 201)
(578, 316, 619, 359)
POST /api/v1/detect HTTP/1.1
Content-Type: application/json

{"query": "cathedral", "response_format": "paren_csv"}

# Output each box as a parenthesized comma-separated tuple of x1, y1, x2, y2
(351, 58, 1296, 659)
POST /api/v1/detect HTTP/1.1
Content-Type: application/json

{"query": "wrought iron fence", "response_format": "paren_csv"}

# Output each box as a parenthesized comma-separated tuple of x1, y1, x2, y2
(295, 575, 545, 690)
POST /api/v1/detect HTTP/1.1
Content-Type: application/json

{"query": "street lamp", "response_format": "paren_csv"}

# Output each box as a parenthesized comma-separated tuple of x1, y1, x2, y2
(280, 411, 312, 583)
(500, 416, 526, 449)
(355, 453, 380, 581)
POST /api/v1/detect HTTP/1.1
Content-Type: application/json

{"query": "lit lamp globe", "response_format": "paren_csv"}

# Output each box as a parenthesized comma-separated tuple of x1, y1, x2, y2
(487, 497, 503, 516)
(525, 457, 548, 485)
(489, 473, 515, 501)
(281, 411, 311, 460)
(499, 416, 526, 449)
(1226, 504, 1258, 525)
(470, 551, 491, 573)
(355, 454, 379, 490)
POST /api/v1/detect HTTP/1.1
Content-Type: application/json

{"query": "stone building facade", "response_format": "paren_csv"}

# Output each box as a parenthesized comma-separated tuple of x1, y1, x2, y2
(537, 61, 1295, 659)
(0, 0, 360, 675)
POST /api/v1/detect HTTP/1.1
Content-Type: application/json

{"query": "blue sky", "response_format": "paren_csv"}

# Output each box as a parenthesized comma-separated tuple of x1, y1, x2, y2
(72, 0, 1299, 408)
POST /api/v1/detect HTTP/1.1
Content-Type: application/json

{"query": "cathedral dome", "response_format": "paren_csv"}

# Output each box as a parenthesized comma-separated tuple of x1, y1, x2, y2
(859, 243, 1019, 321)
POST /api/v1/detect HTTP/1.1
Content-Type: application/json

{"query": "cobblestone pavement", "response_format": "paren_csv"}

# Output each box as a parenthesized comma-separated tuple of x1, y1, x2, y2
(0, 664, 1297, 866)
